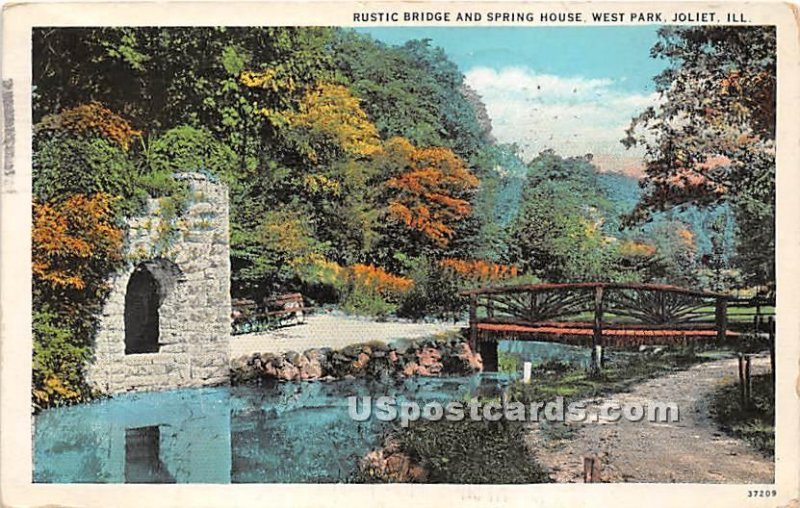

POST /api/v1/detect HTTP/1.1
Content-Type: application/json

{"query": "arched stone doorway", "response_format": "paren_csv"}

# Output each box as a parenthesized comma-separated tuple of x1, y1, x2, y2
(124, 259, 183, 355)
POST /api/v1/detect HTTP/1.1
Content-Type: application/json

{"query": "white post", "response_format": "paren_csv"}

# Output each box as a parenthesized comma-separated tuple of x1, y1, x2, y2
(523, 361, 532, 384)
(594, 345, 603, 369)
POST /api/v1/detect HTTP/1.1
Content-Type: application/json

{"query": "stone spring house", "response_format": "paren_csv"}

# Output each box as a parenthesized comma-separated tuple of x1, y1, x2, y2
(87, 173, 232, 394)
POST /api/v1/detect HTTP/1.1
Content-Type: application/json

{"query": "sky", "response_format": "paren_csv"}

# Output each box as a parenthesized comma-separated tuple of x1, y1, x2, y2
(356, 27, 667, 175)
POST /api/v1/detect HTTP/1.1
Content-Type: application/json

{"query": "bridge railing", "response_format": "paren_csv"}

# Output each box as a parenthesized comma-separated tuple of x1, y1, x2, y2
(461, 282, 731, 353)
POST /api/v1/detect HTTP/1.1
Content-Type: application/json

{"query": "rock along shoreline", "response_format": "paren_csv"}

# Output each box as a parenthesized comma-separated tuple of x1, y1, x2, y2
(230, 338, 483, 384)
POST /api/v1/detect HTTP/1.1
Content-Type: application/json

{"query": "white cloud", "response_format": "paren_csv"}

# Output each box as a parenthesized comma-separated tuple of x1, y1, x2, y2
(464, 66, 659, 175)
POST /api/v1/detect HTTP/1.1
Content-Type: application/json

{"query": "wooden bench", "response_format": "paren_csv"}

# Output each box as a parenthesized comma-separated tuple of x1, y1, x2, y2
(263, 293, 306, 326)
(231, 293, 309, 335)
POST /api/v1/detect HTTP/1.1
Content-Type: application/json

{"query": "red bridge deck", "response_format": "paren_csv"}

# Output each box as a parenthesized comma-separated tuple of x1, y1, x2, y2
(476, 322, 739, 347)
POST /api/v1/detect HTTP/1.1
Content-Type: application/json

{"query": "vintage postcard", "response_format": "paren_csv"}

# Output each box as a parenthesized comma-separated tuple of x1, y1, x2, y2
(1, 1, 798, 507)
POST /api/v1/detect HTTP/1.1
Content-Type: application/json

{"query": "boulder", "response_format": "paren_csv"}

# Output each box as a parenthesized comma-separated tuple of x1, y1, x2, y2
(298, 350, 324, 380)
(275, 358, 300, 381)
(359, 439, 428, 483)
(456, 342, 483, 373)
(415, 346, 443, 376)
(353, 351, 371, 371)
(402, 361, 420, 377)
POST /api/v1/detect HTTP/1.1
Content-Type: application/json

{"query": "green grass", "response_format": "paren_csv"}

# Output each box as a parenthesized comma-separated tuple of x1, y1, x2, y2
(498, 351, 521, 373)
(508, 348, 715, 408)
(708, 373, 774, 456)
(382, 419, 550, 484)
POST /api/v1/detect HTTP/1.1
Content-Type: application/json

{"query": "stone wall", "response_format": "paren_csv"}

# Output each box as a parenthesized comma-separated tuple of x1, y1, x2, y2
(87, 173, 231, 394)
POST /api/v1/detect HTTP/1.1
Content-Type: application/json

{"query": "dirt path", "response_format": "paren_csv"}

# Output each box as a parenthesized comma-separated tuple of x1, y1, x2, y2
(230, 312, 464, 358)
(526, 356, 774, 483)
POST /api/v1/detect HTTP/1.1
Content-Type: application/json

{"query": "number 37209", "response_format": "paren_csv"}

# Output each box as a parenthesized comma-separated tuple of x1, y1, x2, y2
(748, 490, 777, 497)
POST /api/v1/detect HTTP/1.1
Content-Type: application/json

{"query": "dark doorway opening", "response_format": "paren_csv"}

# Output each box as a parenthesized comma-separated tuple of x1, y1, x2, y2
(124, 266, 161, 354)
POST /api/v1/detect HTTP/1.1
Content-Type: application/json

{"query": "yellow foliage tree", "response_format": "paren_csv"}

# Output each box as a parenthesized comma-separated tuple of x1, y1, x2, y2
(282, 83, 382, 161)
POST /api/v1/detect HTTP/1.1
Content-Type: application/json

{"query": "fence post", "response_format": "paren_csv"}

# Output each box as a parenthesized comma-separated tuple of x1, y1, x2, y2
(769, 316, 775, 385)
(715, 297, 728, 341)
(469, 293, 478, 352)
(583, 455, 601, 483)
(744, 354, 753, 409)
(590, 286, 605, 375)
(738, 353, 746, 406)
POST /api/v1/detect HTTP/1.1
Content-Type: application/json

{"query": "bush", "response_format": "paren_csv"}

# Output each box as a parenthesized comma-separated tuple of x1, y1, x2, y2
(298, 257, 414, 317)
(33, 134, 140, 213)
(32, 311, 94, 410)
(398, 257, 464, 321)
(144, 125, 238, 181)
(37, 102, 142, 150)
(341, 288, 397, 318)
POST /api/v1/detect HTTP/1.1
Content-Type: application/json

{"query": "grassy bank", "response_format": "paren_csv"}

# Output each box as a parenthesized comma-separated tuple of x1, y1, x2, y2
(709, 373, 774, 456)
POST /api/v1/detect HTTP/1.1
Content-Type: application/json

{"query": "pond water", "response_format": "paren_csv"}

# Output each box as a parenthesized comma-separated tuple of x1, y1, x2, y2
(33, 341, 590, 483)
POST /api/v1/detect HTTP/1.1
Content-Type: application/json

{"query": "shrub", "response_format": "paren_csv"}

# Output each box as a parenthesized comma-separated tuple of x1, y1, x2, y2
(340, 288, 397, 318)
(349, 263, 413, 298)
(33, 134, 140, 212)
(32, 311, 94, 410)
(298, 258, 413, 317)
(144, 125, 238, 181)
(439, 257, 518, 283)
(397, 257, 463, 321)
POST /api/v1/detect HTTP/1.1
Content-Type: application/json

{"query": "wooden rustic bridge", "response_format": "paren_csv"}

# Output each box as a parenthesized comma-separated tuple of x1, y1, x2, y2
(462, 282, 739, 373)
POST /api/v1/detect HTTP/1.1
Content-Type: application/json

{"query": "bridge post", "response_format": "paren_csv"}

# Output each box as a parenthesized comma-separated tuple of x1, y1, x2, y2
(590, 286, 605, 375)
(715, 297, 728, 341)
(479, 340, 499, 372)
(469, 293, 478, 352)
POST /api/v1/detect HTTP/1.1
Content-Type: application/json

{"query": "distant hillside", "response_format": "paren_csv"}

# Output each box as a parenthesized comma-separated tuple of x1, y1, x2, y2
(596, 170, 737, 262)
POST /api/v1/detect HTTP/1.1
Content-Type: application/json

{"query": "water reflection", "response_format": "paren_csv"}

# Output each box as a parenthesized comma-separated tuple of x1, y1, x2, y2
(34, 341, 585, 483)
(125, 426, 175, 483)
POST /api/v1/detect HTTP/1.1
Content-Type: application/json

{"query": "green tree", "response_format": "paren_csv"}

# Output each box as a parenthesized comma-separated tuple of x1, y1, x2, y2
(332, 32, 486, 160)
(624, 26, 776, 288)
(508, 152, 620, 282)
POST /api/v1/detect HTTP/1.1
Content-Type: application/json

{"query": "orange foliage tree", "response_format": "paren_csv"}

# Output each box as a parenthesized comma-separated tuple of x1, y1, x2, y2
(33, 193, 124, 300)
(384, 137, 479, 246)
(32, 193, 125, 409)
(37, 102, 142, 150)
(350, 263, 414, 298)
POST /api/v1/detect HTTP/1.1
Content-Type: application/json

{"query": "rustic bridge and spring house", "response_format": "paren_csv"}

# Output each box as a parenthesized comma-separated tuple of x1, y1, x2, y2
(463, 282, 737, 373)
